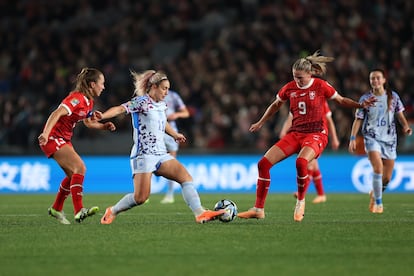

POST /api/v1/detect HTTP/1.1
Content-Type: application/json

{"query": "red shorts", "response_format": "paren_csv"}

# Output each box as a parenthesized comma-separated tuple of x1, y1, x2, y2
(275, 132, 328, 158)
(40, 137, 72, 158)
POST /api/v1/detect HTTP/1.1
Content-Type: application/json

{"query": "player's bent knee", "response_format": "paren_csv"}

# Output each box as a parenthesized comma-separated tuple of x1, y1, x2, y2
(134, 195, 148, 205)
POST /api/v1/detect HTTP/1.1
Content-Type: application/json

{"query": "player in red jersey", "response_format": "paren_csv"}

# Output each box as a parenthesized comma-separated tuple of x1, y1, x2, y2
(280, 101, 340, 204)
(38, 68, 115, 224)
(238, 50, 376, 222)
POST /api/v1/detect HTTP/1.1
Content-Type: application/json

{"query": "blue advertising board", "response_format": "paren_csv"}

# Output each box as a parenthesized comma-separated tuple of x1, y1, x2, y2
(1, 154, 413, 194)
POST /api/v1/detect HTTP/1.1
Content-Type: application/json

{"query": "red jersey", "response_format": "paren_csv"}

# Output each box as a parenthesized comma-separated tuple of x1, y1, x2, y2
(46, 91, 94, 141)
(278, 78, 337, 134)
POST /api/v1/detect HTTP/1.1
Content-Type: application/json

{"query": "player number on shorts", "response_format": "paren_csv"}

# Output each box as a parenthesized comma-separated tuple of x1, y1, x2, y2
(54, 138, 65, 146)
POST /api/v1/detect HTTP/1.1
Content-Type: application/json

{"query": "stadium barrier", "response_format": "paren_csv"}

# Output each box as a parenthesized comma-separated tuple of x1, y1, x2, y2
(1, 155, 413, 193)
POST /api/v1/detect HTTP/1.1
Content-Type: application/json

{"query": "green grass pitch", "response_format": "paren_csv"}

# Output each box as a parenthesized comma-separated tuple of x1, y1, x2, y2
(1, 193, 413, 276)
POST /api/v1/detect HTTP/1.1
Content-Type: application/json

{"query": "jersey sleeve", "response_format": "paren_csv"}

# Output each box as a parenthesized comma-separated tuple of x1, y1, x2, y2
(61, 93, 83, 116)
(122, 96, 142, 114)
(321, 80, 337, 99)
(276, 83, 290, 102)
(355, 94, 367, 119)
(174, 93, 186, 110)
(393, 91, 405, 113)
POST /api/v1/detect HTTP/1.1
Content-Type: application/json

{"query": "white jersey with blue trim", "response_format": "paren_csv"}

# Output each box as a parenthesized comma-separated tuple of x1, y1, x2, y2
(122, 95, 168, 157)
(355, 91, 405, 143)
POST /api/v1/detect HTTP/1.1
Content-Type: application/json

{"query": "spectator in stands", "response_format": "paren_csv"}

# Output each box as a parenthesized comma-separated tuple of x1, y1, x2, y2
(0, 1, 412, 154)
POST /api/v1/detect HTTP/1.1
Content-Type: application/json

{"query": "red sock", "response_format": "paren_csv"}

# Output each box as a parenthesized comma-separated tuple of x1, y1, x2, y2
(70, 174, 84, 214)
(312, 169, 324, 196)
(254, 157, 272, 208)
(52, 177, 71, 211)
(296, 158, 309, 200)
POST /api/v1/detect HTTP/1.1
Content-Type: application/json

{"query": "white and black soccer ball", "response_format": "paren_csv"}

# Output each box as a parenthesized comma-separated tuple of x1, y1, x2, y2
(214, 199, 238, 223)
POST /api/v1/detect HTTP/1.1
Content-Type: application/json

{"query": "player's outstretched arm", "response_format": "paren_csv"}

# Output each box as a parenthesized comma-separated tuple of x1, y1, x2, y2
(333, 94, 376, 109)
(101, 105, 126, 120)
(250, 98, 283, 132)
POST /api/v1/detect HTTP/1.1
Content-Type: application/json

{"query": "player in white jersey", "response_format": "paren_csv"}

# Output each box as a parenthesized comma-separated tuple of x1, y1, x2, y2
(349, 69, 412, 214)
(98, 70, 224, 224)
(160, 90, 190, 204)
(127, 95, 169, 156)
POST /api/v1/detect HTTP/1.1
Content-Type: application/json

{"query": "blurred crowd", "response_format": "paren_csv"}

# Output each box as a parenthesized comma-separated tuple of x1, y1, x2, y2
(1, 0, 413, 154)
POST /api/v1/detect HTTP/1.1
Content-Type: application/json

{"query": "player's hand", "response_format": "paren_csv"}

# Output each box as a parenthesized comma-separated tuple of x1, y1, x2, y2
(175, 133, 186, 143)
(331, 137, 340, 150)
(361, 96, 377, 108)
(91, 111, 103, 121)
(104, 122, 116, 131)
(38, 133, 48, 146)
(249, 122, 263, 132)
(404, 126, 412, 136)
(348, 140, 356, 153)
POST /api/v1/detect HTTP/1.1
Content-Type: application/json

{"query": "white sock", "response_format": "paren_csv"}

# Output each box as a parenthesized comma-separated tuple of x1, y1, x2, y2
(181, 182, 204, 216)
(372, 173, 383, 204)
(112, 193, 138, 214)
(165, 181, 174, 198)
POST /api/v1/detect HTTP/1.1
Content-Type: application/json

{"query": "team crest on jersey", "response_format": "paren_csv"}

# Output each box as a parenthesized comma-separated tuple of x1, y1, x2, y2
(309, 91, 315, 100)
(70, 98, 80, 106)
(291, 92, 297, 98)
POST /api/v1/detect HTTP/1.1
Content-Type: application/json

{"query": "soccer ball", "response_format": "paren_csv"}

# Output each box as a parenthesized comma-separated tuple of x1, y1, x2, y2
(214, 199, 238, 223)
